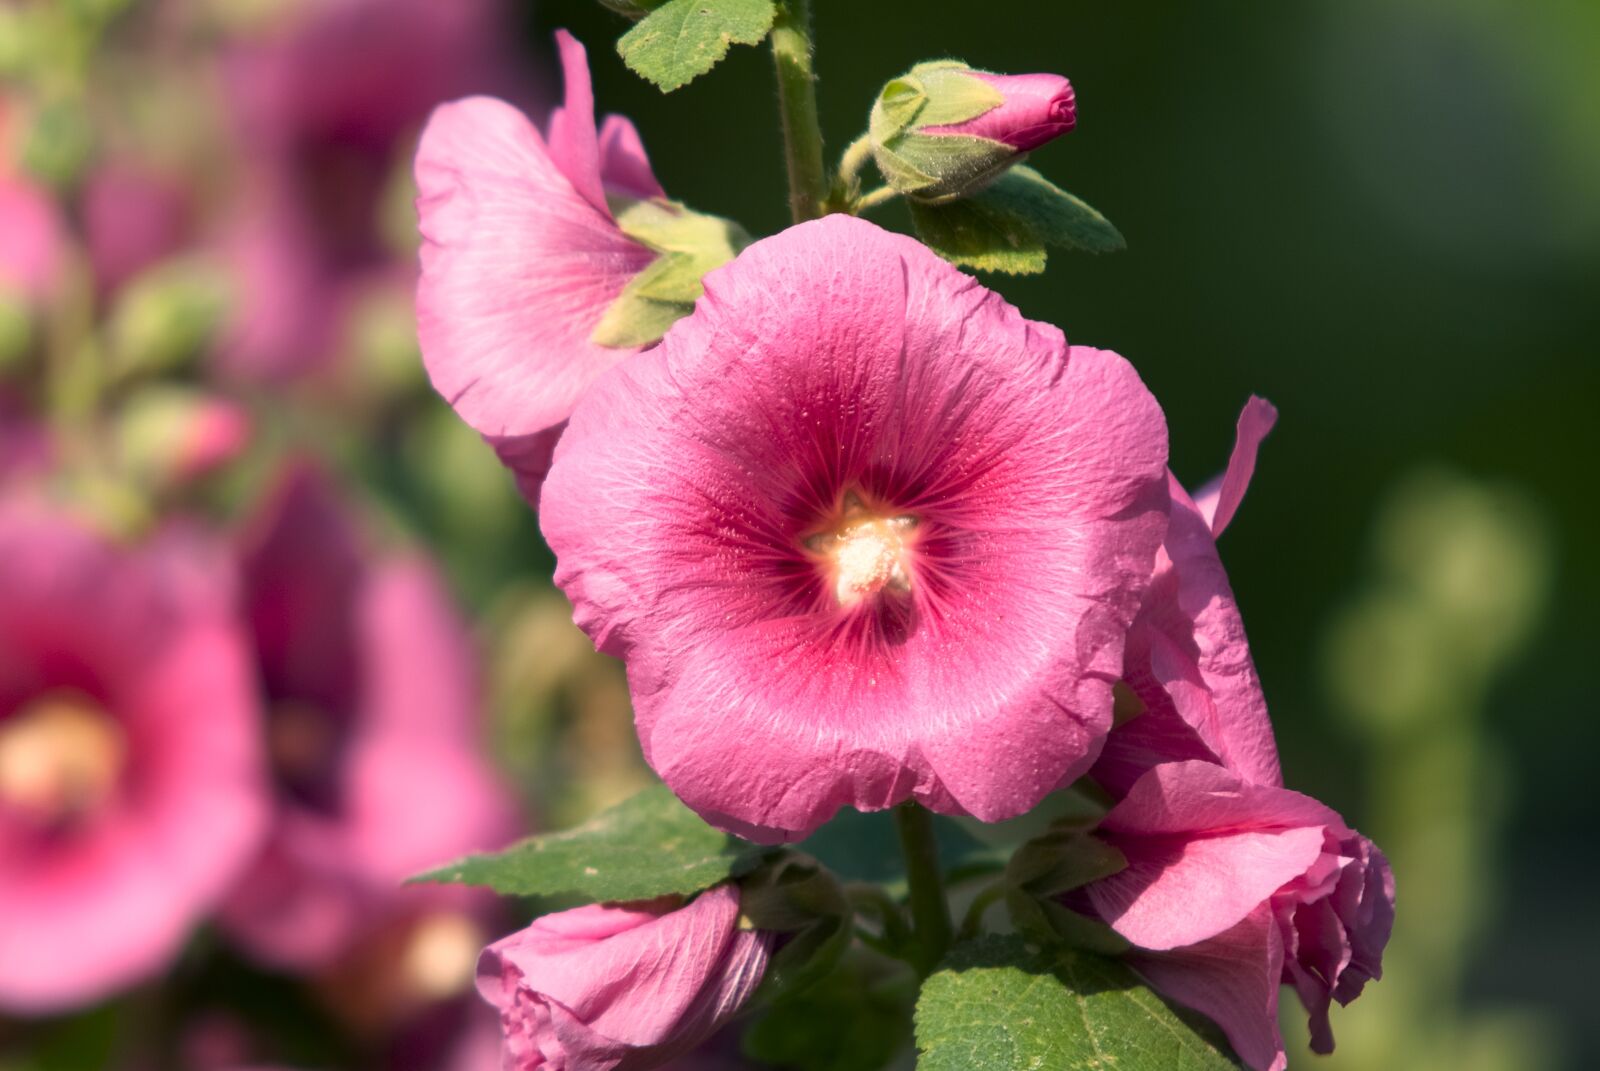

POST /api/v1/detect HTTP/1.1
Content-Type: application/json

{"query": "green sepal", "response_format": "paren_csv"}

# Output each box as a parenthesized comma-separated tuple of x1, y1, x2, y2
(742, 949, 916, 1071)
(909, 165, 1125, 274)
(1004, 822, 1130, 954)
(739, 853, 853, 1001)
(591, 197, 750, 349)
(915, 936, 1244, 1070)
(413, 783, 775, 904)
(617, 0, 776, 93)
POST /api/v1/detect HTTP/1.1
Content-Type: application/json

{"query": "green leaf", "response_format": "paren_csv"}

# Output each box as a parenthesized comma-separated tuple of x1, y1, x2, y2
(414, 783, 771, 902)
(617, 0, 777, 92)
(908, 195, 1047, 275)
(980, 165, 1126, 254)
(915, 937, 1243, 1071)
(909, 166, 1125, 274)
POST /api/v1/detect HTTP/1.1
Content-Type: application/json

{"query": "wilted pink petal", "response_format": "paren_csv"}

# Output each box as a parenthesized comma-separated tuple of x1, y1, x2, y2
(478, 885, 772, 1070)
(0, 509, 267, 1012)
(925, 71, 1076, 151)
(1078, 761, 1395, 1071)
(541, 215, 1169, 842)
(1127, 906, 1288, 1071)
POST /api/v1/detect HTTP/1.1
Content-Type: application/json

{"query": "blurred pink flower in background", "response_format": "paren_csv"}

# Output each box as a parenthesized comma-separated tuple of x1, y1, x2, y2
(218, 464, 520, 972)
(415, 29, 665, 501)
(541, 215, 1169, 843)
(81, 162, 193, 296)
(217, 0, 522, 381)
(0, 171, 64, 303)
(1094, 397, 1283, 796)
(477, 884, 771, 1070)
(1077, 760, 1396, 1071)
(0, 507, 267, 1012)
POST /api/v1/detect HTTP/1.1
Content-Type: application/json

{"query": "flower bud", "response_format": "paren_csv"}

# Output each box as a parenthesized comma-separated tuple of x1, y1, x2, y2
(478, 884, 773, 1070)
(870, 61, 1077, 204)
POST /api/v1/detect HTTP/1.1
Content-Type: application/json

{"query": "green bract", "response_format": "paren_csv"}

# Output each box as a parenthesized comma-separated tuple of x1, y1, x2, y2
(868, 61, 1015, 205)
(591, 196, 750, 349)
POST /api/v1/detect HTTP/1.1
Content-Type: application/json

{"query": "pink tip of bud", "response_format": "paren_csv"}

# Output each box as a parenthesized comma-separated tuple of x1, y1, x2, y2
(932, 72, 1078, 153)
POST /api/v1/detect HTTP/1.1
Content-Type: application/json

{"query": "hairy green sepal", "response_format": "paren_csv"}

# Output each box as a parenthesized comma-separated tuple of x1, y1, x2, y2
(591, 197, 750, 348)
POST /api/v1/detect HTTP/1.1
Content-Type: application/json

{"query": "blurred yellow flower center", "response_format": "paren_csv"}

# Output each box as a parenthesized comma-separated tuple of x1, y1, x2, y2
(805, 491, 918, 607)
(401, 912, 486, 1001)
(0, 693, 126, 824)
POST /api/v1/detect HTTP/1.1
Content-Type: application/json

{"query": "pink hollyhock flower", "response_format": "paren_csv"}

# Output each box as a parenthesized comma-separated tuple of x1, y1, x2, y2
(0, 171, 64, 302)
(81, 163, 192, 295)
(0, 507, 267, 1012)
(477, 884, 772, 1070)
(217, 0, 520, 380)
(540, 215, 1169, 842)
(415, 29, 665, 500)
(1093, 397, 1282, 797)
(1077, 760, 1395, 1071)
(926, 71, 1077, 151)
(218, 464, 520, 969)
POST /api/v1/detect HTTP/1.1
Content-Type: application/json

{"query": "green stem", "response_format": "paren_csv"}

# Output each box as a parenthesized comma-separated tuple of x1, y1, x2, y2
(894, 802, 953, 976)
(770, 0, 827, 223)
(853, 186, 900, 213)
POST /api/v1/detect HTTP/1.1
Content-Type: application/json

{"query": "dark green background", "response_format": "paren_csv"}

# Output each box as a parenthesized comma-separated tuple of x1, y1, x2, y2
(523, 2, 1599, 1065)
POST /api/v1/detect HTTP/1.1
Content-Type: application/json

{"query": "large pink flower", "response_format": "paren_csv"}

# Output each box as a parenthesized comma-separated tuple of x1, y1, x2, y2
(0, 507, 268, 1012)
(477, 885, 772, 1070)
(217, 0, 520, 380)
(541, 215, 1169, 842)
(1094, 397, 1282, 796)
(1078, 761, 1395, 1071)
(415, 31, 664, 500)
(218, 465, 520, 969)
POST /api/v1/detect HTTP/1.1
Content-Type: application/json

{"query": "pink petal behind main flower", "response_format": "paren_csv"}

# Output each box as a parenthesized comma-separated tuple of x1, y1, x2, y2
(598, 115, 666, 201)
(1194, 395, 1278, 537)
(414, 95, 654, 476)
(545, 31, 608, 217)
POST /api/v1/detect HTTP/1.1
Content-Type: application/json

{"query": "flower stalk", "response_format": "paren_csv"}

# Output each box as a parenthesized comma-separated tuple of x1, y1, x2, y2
(894, 801, 953, 976)
(770, 0, 827, 223)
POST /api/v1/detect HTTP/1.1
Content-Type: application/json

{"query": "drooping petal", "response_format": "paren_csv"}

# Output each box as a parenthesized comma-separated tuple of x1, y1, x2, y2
(541, 215, 1169, 842)
(1128, 906, 1288, 1071)
(1194, 395, 1278, 537)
